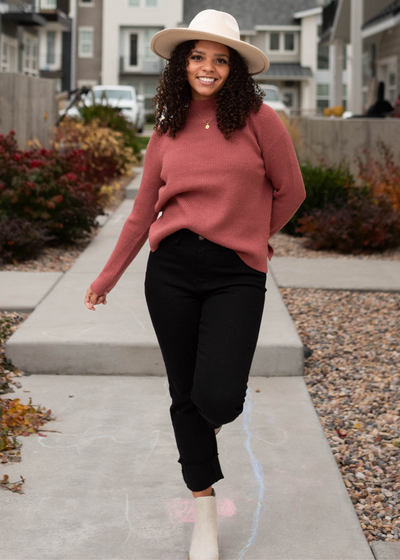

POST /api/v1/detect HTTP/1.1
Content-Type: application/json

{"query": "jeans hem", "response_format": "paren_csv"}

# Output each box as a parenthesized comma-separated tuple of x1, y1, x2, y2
(178, 453, 224, 492)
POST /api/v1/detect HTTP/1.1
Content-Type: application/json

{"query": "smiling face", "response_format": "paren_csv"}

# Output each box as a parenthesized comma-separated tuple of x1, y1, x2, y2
(186, 40, 231, 100)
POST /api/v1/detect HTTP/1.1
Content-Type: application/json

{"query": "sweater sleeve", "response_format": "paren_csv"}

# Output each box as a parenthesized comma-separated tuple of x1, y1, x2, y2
(254, 105, 306, 240)
(89, 130, 164, 297)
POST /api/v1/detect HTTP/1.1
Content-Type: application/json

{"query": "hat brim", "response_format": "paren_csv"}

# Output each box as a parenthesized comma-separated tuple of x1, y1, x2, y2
(150, 29, 270, 75)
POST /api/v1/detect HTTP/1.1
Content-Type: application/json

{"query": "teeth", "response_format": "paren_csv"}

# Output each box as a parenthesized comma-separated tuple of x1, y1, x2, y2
(198, 77, 215, 82)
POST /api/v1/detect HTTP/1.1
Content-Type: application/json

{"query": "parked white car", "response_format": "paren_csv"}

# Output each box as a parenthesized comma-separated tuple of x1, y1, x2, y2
(258, 84, 290, 117)
(91, 85, 140, 129)
(59, 85, 145, 132)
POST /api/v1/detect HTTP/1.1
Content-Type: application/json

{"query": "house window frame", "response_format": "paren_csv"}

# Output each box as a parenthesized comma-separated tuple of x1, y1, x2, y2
(377, 55, 397, 104)
(23, 33, 39, 76)
(1, 35, 18, 72)
(266, 31, 298, 54)
(78, 26, 94, 58)
(127, 0, 157, 6)
(122, 27, 159, 72)
(46, 29, 56, 65)
(2, 40, 9, 72)
(316, 83, 330, 111)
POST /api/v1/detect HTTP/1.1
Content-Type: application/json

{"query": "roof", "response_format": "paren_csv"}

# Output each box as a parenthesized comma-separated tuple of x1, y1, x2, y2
(182, 0, 322, 29)
(258, 62, 313, 79)
(362, 0, 400, 29)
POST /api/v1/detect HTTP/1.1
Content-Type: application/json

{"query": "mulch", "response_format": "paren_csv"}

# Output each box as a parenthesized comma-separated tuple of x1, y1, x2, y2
(275, 232, 400, 544)
(279, 288, 400, 544)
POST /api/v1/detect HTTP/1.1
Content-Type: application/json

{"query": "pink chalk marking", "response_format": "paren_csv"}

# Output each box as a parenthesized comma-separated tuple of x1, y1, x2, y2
(166, 497, 237, 524)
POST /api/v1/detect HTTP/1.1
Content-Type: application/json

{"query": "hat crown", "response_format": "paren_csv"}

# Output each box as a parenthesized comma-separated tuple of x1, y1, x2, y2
(188, 9, 240, 41)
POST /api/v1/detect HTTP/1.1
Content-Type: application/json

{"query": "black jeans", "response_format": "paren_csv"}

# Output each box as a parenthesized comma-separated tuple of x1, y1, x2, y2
(144, 228, 267, 492)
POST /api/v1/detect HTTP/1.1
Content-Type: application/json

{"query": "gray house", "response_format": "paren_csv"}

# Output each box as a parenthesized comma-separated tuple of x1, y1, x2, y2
(321, 0, 400, 114)
(0, 0, 72, 91)
(181, 0, 337, 115)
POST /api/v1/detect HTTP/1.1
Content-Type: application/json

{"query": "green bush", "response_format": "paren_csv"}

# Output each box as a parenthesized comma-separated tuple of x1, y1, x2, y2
(146, 112, 156, 124)
(78, 98, 141, 157)
(283, 161, 356, 236)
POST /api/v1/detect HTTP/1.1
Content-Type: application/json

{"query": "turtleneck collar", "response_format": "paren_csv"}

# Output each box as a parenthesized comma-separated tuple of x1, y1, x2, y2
(189, 96, 218, 110)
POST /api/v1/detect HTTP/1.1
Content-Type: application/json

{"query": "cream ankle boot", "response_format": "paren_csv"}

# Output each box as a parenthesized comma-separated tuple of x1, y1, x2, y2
(188, 487, 220, 560)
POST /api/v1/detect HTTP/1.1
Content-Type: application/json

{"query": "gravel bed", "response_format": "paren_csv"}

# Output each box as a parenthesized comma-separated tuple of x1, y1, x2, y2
(280, 287, 400, 544)
(271, 232, 400, 261)
(0, 172, 136, 273)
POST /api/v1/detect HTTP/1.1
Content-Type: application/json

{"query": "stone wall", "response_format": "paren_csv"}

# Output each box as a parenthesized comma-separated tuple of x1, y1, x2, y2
(0, 73, 57, 149)
(294, 117, 400, 177)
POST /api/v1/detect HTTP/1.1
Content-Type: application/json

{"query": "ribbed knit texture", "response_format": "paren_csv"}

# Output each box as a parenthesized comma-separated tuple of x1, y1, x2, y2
(90, 97, 306, 297)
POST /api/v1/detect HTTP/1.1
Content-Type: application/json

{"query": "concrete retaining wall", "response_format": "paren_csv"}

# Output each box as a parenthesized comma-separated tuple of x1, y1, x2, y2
(0, 73, 57, 149)
(295, 117, 400, 176)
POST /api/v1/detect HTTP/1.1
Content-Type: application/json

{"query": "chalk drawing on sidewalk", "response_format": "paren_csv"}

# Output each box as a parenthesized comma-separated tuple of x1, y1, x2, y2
(237, 387, 267, 560)
(165, 497, 237, 524)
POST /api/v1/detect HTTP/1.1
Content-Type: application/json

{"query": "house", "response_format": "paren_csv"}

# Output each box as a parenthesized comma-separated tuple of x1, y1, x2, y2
(0, 0, 72, 91)
(321, 0, 400, 114)
(70, 0, 351, 116)
(178, 0, 346, 115)
(71, 0, 182, 114)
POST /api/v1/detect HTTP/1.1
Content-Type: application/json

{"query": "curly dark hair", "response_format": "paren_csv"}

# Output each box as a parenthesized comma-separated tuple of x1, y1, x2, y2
(152, 40, 266, 141)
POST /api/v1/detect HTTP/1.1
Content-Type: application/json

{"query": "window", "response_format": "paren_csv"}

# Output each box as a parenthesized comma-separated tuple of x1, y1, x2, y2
(2, 41, 8, 72)
(268, 32, 297, 53)
(317, 43, 329, 70)
(260, 86, 280, 101)
(23, 35, 38, 76)
(316, 83, 330, 110)
(342, 83, 347, 111)
(284, 33, 294, 51)
(269, 33, 280, 51)
(283, 92, 293, 107)
(36, 0, 57, 8)
(128, 0, 157, 5)
(144, 29, 159, 58)
(144, 81, 157, 110)
(32, 42, 37, 70)
(377, 56, 396, 104)
(25, 38, 31, 70)
(129, 34, 138, 66)
(78, 27, 93, 57)
(46, 30, 56, 65)
(94, 88, 133, 100)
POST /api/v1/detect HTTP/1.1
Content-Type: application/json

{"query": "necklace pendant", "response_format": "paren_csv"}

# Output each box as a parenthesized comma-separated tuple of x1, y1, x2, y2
(205, 124, 210, 129)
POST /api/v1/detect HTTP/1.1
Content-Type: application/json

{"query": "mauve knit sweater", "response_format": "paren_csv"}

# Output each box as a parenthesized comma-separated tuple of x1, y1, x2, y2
(90, 96, 306, 297)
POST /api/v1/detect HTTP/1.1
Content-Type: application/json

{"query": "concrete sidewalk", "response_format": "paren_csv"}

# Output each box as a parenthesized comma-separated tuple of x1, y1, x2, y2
(269, 257, 400, 292)
(0, 374, 374, 560)
(4, 170, 304, 377)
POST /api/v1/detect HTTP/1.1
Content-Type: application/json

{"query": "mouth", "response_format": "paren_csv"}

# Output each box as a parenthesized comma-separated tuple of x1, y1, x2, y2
(197, 77, 217, 85)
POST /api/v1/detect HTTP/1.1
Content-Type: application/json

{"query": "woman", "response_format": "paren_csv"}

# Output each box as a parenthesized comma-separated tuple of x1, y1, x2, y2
(84, 9, 306, 560)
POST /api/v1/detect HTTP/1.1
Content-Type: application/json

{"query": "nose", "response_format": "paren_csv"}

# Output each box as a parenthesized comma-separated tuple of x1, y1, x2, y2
(201, 59, 217, 72)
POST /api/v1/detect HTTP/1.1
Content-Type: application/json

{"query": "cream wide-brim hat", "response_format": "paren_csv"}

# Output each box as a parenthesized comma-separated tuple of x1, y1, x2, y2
(150, 9, 269, 76)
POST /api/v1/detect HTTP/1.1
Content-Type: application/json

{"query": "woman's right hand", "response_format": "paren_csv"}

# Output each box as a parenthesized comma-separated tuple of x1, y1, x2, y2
(84, 286, 108, 311)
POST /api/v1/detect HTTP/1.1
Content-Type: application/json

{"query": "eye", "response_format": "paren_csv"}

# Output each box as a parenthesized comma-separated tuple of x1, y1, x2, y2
(190, 55, 228, 64)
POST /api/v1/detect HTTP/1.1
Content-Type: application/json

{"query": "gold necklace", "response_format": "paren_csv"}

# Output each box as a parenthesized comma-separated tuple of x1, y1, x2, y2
(193, 106, 214, 129)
